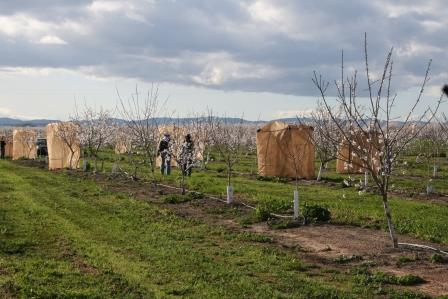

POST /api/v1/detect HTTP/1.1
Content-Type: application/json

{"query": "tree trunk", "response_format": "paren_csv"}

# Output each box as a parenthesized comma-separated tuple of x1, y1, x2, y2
(382, 193, 398, 248)
(82, 160, 88, 172)
(112, 162, 118, 174)
(181, 174, 186, 195)
(293, 189, 299, 219)
(364, 171, 368, 188)
(226, 185, 233, 204)
(69, 151, 74, 170)
(317, 162, 324, 181)
(227, 167, 233, 204)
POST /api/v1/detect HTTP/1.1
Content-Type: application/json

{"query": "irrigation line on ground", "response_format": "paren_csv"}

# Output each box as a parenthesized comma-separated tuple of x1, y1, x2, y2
(153, 184, 448, 254)
(156, 182, 293, 219)
(398, 243, 448, 256)
(120, 169, 448, 255)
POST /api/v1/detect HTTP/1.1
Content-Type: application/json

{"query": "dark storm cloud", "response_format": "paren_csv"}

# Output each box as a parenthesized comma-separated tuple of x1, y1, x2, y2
(0, 0, 446, 96)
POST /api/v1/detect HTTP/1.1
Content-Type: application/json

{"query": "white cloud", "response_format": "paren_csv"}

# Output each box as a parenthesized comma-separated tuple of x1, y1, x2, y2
(38, 35, 67, 45)
(87, 0, 150, 22)
(0, 107, 13, 116)
(0, 67, 69, 76)
(396, 40, 443, 57)
(0, 14, 50, 37)
(88, 1, 126, 14)
(0, 13, 87, 44)
(191, 52, 279, 86)
(0, 0, 446, 99)
(275, 109, 314, 119)
(426, 84, 447, 98)
(248, 1, 284, 23)
(0, 106, 41, 120)
(245, 0, 309, 40)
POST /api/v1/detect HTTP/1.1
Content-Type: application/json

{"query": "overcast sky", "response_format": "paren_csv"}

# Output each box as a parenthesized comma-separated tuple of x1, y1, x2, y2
(0, 0, 446, 120)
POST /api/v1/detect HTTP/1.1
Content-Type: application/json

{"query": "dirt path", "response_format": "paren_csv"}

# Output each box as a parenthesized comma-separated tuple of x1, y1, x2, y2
(176, 200, 448, 296)
(248, 224, 448, 296)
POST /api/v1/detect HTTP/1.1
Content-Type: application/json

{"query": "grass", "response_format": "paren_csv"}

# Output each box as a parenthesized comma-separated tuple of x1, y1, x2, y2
(84, 149, 448, 245)
(162, 192, 204, 204)
(0, 160, 372, 298)
(159, 169, 448, 244)
(352, 264, 428, 298)
(0, 159, 433, 298)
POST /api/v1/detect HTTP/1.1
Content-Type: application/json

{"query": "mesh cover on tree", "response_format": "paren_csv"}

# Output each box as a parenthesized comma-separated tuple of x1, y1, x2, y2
(336, 130, 381, 174)
(256, 121, 315, 179)
(46, 123, 81, 170)
(0, 134, 13, 158)
(12, 129, 37, 160)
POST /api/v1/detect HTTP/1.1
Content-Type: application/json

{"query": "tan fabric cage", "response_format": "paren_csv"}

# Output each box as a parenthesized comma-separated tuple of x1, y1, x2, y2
(12, 129, 37, 160)
(114, 127, 133, 154)
(336, 141, 364, 174)
(0, 134, 13, 158)
(115, 141, 132, 155)
(256, 121, 315, 179)
(46, 123, 81, 170)
(336, 131, 381, 174)
(4, 141, 13, 158)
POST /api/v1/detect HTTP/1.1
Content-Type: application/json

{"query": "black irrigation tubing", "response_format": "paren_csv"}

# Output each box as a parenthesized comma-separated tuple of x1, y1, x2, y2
(155, 182, 293, 219)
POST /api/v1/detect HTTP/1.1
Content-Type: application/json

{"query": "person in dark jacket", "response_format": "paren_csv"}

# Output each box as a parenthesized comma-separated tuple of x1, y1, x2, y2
(0, 137, 5, 159)
(158, 133, 171, 175)
(180, 134, 194, 176)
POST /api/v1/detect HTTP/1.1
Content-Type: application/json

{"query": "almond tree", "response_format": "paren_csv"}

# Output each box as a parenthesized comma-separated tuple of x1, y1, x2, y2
(307, 101, 343, 181)
(167, 120, 201, 194)
(275, 123, 314, 219)
(56, 122, 81, 169)
(418, 123, 444, 194)
(242, 124, 258, 174)
(116, 85, 167, 184)
(189, 113, 214, 169)
(112, 124, 141, 179)
(72, 105, 114, 172)
(313, 35, 443, 248)
(437, 113, 448, 165)
(15, 129, 37, 159)
(209, 115, 246, 203)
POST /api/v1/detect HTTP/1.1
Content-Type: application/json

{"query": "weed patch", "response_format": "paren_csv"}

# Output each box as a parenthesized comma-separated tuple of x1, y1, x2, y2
(430, 253, 445, 264)
(334, 255, 363, 264)
(268, 218, 303, 230)
(303, 204, 331, 224)
(162, 191, 204, 204)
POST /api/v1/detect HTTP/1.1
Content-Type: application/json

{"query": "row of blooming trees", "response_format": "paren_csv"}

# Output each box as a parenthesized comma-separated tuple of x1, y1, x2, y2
(8, 36, 447, 250)
(311, 35, 444, 248)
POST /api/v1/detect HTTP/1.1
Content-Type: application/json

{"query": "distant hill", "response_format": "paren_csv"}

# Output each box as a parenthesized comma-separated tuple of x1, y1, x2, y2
(0, 116, 416, 129)
(0, 118, 58, 127)
(1, 116, 418, 129)
(0, 117, 302, 127)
